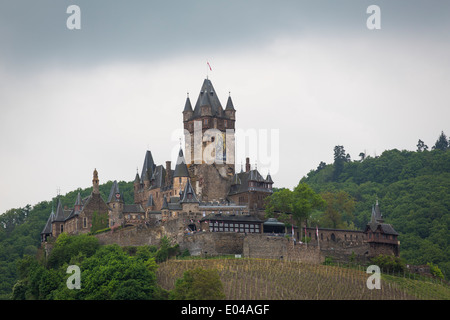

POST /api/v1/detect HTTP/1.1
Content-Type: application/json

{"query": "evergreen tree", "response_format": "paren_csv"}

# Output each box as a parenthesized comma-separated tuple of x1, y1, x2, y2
(432, 131, 448, 151)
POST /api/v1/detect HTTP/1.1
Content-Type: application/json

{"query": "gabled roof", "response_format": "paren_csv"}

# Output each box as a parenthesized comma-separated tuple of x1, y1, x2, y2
(192, 79, 224, 118)
(173, 149, 189, 177)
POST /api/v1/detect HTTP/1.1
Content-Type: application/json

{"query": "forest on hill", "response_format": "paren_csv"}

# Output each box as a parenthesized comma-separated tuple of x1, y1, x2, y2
(298, 131, 450, 279)
(0, 132, 449, 299)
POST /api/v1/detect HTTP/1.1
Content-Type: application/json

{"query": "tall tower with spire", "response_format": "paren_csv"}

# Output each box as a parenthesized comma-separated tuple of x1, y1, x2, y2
(183, 78, 236, 201)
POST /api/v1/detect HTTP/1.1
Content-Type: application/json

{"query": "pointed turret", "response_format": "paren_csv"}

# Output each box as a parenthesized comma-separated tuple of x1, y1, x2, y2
(173, 148, 189, 178)
(140, 150, 155, 184)
(265, 173, 274, 185)
(180, 179, 199, 203)
(74, 192, 83, 211)
(107, 180, 124, 204)
(373, 199, 383, 223)
(183, 94, 194, 122)
(41, 207, 55, 241)
(53, 199, 66, 222)
(193, 79, 224, 118)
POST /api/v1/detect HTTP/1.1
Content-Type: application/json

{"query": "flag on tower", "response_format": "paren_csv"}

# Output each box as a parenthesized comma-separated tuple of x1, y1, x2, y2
(207, 62, 212, 71)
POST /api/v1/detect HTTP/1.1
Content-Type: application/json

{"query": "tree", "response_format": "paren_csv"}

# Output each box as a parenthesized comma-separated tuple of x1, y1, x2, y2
(320, 191, 356, 229)
(416, 139, 428, 152)
(432, 131, 448, 151)
(333, 145, 350, 181)
(170, 268, 225, 300)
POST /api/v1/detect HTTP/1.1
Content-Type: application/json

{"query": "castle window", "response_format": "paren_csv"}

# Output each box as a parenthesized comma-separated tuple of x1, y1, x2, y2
(224, 120, 228, 128)
(60, 224, 64, 233)
(83, 217, 87, 228)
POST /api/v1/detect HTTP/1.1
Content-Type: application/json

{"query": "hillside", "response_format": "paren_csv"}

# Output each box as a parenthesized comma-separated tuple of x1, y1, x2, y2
(300, 147, 450, 280)
(157, 258, 450, 300)
(0, 180, 134, 299)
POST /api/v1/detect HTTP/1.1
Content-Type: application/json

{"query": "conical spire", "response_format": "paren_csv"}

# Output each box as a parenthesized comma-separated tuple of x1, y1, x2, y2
(225, 95, 235, 110)
(183, 94, 193, 112)
(173, 148, 189, 177)
(140, 150, 155, 184)
(193, 79, 224, 117)
(107, 180, 123, 203)
(180, 179, 199, 203)
(53, 199, 66, 222)
(41, 207, 55, 235)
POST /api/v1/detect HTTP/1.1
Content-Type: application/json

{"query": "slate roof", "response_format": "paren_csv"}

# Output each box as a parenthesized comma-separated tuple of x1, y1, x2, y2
(183, 96, 193, 113)
(365, 201, 398, 236)
(150, 165, 167, 189)
(140, 150, 156, 184)
(107, 180, 124, 203)
(41, 208, 55, 235)
(225, 95, 235, 111)
(228, 169, 274, 195)
(180, 179, 199, 203)
(173, 149, 189, 178)
(123, 204, 145, 213)
(192, 79, 225, 119)
(53, 200, 66, 222)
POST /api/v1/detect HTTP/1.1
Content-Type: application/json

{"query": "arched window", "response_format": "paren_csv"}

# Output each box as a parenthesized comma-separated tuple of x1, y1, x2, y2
(331, 233, 336, 242)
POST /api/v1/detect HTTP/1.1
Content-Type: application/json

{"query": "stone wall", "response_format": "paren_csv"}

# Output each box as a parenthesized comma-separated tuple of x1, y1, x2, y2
(243, 234, 324, 264)
(180, 232, 245, 256)
(95, 225, 163, 247)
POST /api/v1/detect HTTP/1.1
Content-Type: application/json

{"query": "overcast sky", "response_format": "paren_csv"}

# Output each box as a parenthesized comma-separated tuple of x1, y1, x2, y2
(1, 1, 449, 214)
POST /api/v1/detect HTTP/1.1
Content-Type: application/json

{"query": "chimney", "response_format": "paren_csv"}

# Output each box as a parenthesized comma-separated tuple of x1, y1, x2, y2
(165, 161, 172, 187)
(245, 157, 251, 172)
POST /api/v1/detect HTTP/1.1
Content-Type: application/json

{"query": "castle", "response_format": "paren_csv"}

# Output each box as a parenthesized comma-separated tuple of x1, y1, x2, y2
(40, 78, 399, 263)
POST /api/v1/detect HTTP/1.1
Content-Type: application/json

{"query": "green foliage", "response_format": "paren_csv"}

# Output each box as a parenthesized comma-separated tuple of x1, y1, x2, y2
(47, 233, 100, 269)
(12, 234, 168, 300)
(427, 262, 444, 280)
(370, 254, 406, 273)
(320, 190, 356, 229)
(302, 145, 450, 279)
(265, 182, 325, 227)
(170, 267, 226, 300)
(90, 211, 109, 233)
(155, 236, 180, 263)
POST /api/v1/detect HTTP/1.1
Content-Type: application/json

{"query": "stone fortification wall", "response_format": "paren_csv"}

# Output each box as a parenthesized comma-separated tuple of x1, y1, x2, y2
(94, 225, 163, 247)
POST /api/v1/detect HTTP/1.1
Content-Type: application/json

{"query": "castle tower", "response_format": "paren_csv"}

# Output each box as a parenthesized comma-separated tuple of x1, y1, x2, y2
(183, 79, 236, 201)
(107, 180, 124, 227)
(173, 148, 189, 193)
